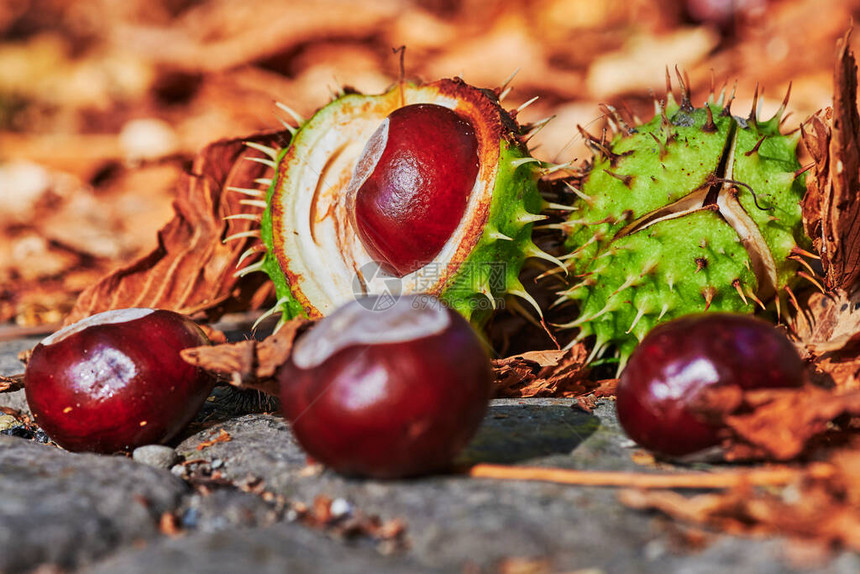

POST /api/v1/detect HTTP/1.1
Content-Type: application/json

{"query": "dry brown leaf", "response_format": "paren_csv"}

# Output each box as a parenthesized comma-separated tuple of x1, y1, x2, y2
(693, 384, 860, 461)
(65, 131, 287, 324)
(792, 291, 860, 355)
(158, 512, 183, 537)
(810, 352, 860, 393)
(801, 28, 860, 292)
(491, 343, 596, 398)
(0, 375, 23, 393)
(801, 108, 831, 249)
(181, 318, 313, 396)
(789, 290, 860, 391)
(619, 450, 860, 552)
(295, 494, 409, 548)
(113, 1, 400, 73)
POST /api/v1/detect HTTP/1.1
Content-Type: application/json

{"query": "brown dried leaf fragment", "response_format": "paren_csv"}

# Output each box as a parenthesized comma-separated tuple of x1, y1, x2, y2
(159, 512, 183, 538)
(695, 384, 860, 461)
(0, 374, 23, 393)
(789, 290, 860, 391)
(181, 318, 313, 396)
(810, 352, 860, 394)
(294, 495, 408, 549)
(619, 451, 860, 553)
(574, 379, 619, 413)
(66, 131, 289, 325)
(115, 1, 399, 74)
(801, 108, 831, 248)
(491, 342, 596, 398)
(182, 338, 255, 383)
(801, 29, 860, 292)
(196, 428, 233, 451)
(792, 291, 860, 355)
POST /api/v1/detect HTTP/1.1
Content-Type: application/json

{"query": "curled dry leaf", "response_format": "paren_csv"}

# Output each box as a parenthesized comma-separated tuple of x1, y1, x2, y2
(159, 512, 183, 538)
(294, 494, 408, 549)
(491, 342, 600, 398)
(801, 28, 860, 292)
(693, 384, 860, 461)
(790, 290, 860, 392)
(114, 1, 400, 74)
(809, 349, 860, 395)
(0, 374, 23, 394)
(618, 450, 860, 553)
(66, 131, 290, 324)
(180, 318, 313, 397)
(792, 291, 860, 356)
(801, 108, 830, 250)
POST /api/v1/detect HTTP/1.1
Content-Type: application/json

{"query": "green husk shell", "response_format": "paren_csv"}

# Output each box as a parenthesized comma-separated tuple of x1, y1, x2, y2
(561, 86, 808, 363)
(239, 79, 550, 325)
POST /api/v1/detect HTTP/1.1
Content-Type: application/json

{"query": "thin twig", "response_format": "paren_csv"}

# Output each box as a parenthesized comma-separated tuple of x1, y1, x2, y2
(467, 463, 827, 489)
(0, 323, 59, 342)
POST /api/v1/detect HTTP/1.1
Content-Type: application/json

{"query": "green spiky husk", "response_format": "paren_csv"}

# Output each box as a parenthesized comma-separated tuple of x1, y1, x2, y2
(259, 145, 306, 319)
(440, 143, 543, 322)
(563, 96, 807, 363)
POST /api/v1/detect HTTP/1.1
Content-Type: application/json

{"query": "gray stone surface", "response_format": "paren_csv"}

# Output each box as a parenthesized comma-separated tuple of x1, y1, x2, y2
(169, 401, 855, 574)
(82, 523, 440, 574)
(0, 436, 188, 572)
(178, 488, 279, 533)
(3, 336, 860, 573)
(0, 337, 37, 416)
(0, 338, 34, 376)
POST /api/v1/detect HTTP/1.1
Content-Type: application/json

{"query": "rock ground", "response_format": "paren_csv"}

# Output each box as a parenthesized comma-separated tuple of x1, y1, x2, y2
(3, 335, 860, 573)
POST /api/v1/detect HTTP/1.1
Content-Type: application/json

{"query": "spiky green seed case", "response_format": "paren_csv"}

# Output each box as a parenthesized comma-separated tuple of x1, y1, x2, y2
(562, 88, 807, 363)
(438, 143, 546, 320)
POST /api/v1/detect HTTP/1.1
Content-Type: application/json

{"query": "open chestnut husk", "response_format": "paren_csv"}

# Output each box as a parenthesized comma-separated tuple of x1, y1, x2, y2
(25, 308, 215, 453)
(278, 295, 493, 478)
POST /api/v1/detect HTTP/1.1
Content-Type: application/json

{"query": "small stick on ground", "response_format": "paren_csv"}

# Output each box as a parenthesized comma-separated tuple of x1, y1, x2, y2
(0, 323, 59, 342)
(467, 463, 832, 489)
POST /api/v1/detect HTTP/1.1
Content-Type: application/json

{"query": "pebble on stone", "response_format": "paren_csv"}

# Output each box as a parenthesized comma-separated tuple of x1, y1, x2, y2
(133, 444, 180, 469)
(0, 413, 17, 431)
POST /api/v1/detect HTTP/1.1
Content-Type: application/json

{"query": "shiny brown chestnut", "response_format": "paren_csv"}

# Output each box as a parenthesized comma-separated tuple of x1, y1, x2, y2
(350, 103, 480, 277)
(278, 295, 493, 478)
(615, 312, 805, 458)
(25, 308, 214, 453)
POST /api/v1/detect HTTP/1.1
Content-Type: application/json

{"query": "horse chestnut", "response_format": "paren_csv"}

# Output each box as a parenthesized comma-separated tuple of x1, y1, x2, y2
(349, 103, 480, 277)
(615, 313, 804, 457)
(25, 308, 214, 453)
(278, 295, 492, 478)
